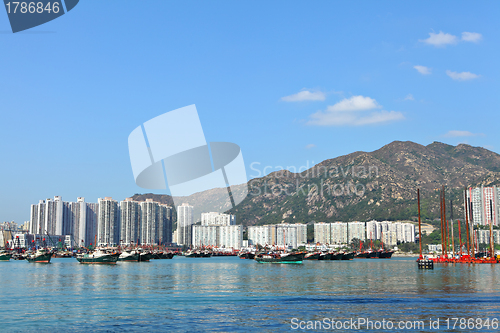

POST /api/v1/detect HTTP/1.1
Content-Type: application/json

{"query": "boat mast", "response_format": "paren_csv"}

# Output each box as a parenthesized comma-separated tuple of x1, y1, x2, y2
(443, 186, 448, 258)
(450, 199, 455, 257)
(490, 200, 494, 257)
(464, 188, 470, 256)
(440, 189, 444, 256)
(458, 219, 462, 257)
(418, 188, 422, 260)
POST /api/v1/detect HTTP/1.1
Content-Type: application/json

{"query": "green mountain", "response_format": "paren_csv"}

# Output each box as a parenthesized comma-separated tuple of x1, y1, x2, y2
(132, 141, 500, 226)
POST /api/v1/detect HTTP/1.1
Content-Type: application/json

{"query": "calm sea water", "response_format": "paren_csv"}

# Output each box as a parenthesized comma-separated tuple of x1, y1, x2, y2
(1, 256, 500, 332)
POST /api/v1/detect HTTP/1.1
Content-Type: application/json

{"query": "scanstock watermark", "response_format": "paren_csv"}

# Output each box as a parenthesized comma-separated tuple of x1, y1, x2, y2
(3, 0, 79, 33)
(248, 161, 379, 198)
(291, 317, 500, 330)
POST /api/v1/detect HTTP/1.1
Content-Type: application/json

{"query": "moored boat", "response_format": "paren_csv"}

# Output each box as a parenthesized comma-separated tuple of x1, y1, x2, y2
(26, 249, 53, 263)
(238, 252, 256, 259)
(330, 252, 344, 260)
(118, 250, 140, 262)
(0, 250, 12, 261)
(318, 252, 332, 260)
(304, 252, 320, 260)
(76, 249, 120, 264)
(341, 251, 356, 260)
(255, 251, 306, 264)
(378, 249, 394, 259)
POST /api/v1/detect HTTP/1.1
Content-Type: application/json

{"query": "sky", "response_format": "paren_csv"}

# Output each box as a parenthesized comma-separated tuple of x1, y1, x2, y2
(0, 1, 499, 223)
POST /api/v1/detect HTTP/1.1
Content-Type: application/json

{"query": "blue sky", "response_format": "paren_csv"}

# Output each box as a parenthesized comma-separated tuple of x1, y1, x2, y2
(1, 1, 499, 223)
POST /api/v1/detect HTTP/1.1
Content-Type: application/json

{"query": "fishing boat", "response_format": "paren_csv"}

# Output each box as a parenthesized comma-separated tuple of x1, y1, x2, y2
(76, 248, 120, 264)
(318, 252, 332, 260)
(304, 252, 320, 260)
(355, 251, 369, 258)
(238, 251, 256, 259)
(185, 249, 212, 258)
(118, 250, 140, 262)
(26, 249, 53, 263)
(330, 252, 344, 260)
(255, 251, 306, 264)
(0, 250, 12, 261)
(341, 251, 356, 260)
(378, 249, 394, 259)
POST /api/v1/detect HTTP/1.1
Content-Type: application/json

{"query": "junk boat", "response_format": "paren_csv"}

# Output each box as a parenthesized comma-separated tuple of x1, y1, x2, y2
(76, 248, 120, 264)
(255, 251, 306, 264)
(26, 249, 53, 263)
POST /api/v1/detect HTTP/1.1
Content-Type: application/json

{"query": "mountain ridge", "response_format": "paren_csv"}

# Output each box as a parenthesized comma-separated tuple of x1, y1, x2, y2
(131, 141, 500, 226)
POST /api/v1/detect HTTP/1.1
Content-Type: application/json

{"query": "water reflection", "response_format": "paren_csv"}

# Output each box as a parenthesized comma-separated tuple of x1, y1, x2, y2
(1, 257, 500, 331)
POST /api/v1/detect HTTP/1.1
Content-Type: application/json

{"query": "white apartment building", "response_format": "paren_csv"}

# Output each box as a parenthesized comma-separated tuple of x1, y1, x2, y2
(248, 225, 275, 247)
(97, 197, 119, 246)
(467, 186, 500, 226)
(248, 223, 305, 248)
(120, 198, 141, 245)
(331, 222, 348, 244)
(192, 225, 219, 247)
(201, 212, 235, 226)
(314, 222, 331, 244)
(348, 222, 366, 243)
(219, 225, 243, 249)
(177, 203, 194, 246)
(141, 199, 159, 245)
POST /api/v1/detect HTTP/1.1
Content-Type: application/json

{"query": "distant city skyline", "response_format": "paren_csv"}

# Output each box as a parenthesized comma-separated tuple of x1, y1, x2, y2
(1, 1, 499, 224)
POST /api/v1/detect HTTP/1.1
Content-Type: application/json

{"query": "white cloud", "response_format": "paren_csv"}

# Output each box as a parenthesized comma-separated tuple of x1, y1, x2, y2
(308, 110, 404, 126)
(414, 65, 431, 75)
(281, 90, 326, 102)
(306, 95, 404, 126)
(404, 94, 414, 101)
(446, 70, 480, 81)
(443, 130, 484, 137)
(420, 31, 458, 47)
(305, 144, 316, 149)
(462, 32, 482, 43)
(327, 95, 380, 112)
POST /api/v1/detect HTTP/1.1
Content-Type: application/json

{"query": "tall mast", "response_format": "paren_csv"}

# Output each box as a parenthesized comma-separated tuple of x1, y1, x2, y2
(458, 219, 462, 257)
(440, 190, 445, 256)
(464, 188, 470, 256)
(470, 199, 475, 255)
(490, 200, 494, 257)
(418, 189, 422, 259)
(443, 186, 448, 257)
(450, 199, 455, 257)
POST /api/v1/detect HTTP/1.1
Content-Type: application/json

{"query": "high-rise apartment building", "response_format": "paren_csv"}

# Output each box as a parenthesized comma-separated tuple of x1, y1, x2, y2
(467, 186, 500, 226)
(158, 204, 173, 244)
(177, 203, 194, 246)
(347, 222, 366, 243)
(120, 198, 141, 245)
(97, 197, 119, 246)
(331, 222, 348, 244)
(201, 212, 235, 226)
(314, 222, 331, 244)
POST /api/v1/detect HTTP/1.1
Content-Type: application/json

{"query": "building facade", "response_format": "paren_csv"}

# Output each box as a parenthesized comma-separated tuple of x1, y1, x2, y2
(97, 197, 119, 246)
(177, 203, 194, 246)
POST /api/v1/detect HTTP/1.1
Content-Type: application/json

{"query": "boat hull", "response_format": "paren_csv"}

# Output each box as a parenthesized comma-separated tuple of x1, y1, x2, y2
(330, 253, 343, 260)
(318, 253, 332, 260)
(118, 253, 140, 262)
(77, 253, 120, 264)
(26, 253, 53, 263)
(378, 251, 394, 259)
(0, 254, 12, 261)
(341, 252, 355, 260)
(304, 253, 320, 260)
(255, 252, 306, 264)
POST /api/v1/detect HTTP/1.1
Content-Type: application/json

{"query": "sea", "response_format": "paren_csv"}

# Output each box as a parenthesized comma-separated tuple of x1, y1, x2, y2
(1, 256, 500, 332)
